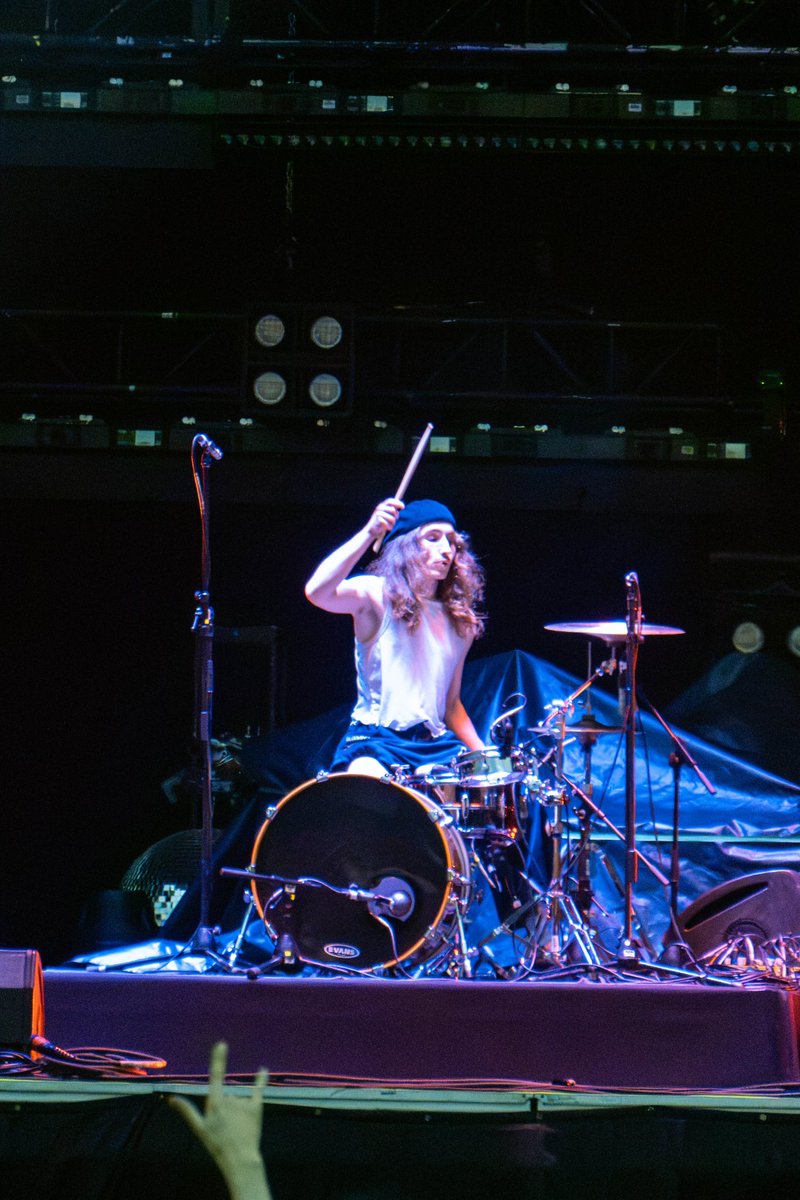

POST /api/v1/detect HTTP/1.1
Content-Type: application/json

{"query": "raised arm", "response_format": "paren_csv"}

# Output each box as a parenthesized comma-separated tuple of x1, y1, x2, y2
(304, 498, 404, 639)
(168, 1042, 271, 1200)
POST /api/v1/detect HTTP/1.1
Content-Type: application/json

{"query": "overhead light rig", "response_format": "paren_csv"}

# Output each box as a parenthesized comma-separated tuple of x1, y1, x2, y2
(1, 0, 795, 49)
(0, 305, 789, 462)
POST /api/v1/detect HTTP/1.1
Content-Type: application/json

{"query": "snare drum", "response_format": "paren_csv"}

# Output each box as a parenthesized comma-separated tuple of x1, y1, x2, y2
(452, 745, 528, 788)
(249, 773, 471, 971)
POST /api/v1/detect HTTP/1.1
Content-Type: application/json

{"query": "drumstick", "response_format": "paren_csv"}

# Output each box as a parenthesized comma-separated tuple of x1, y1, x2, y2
(372, 422, 435, 553)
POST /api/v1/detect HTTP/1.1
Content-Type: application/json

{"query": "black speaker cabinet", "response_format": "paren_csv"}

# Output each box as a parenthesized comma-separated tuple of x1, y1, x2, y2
(668, 869, 800, 956)
(0, 949, 45, 1048)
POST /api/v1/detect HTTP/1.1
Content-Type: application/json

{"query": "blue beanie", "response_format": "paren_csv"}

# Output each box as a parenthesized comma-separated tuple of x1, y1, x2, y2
(383, 499, 456, 546)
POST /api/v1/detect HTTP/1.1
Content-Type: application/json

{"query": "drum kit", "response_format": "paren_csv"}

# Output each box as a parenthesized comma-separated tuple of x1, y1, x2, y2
(223, 602, 691, 981)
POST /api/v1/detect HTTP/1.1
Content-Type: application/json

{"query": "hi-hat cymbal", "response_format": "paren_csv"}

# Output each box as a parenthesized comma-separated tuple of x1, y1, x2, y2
(545, 619, 684, 642)
(528, 718, 622, 738)
(569, 717, 624, 735)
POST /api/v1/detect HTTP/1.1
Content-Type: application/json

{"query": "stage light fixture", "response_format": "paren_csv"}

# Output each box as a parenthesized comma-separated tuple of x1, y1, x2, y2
(309, 315, 343, 349)
(246, 304, 353, 416)
(253, 371, 287, 406)
(308, 373, 342, 407)
(254, 314, 286, 348)
(732, 621, 764, 654)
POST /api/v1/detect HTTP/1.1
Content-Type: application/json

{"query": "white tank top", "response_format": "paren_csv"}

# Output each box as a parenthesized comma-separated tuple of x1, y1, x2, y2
(351, 595, 468, 735)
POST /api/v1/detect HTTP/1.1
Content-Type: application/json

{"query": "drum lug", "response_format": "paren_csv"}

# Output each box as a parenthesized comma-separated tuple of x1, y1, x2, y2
(264, 804, 277, 821)
(315, 769, 330, 782)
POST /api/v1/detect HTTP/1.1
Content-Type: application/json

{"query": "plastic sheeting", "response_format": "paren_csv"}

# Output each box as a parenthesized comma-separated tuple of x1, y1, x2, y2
(665, 650, 800, 786)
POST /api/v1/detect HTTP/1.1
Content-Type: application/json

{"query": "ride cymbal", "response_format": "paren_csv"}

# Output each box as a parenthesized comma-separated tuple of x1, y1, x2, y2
(544, 619, 684, 641)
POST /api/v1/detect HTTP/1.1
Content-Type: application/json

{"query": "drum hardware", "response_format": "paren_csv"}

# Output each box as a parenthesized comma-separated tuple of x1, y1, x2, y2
(572, 665, 604, 924)
(517, 682, 607, 969)
(469, 846, 503, 893)
(222, 886, 260, 970)
(520, 761, 605, 970)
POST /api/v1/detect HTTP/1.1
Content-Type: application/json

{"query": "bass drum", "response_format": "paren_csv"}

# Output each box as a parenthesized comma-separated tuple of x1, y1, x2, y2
(250, 773, 471, 971)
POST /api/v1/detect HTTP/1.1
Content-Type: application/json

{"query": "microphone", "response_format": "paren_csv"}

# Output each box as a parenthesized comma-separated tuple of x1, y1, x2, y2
(625, 570, 642, 635)
(621, 571, 640, 715)
(491, 716, 514, 752)
(196, 433, 223, 461)
(349, 876, 416, 921)
(381, 887, 415, 919)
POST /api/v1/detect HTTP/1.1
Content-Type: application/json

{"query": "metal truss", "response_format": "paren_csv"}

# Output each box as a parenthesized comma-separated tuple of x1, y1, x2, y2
(355, 312, 736, 432)
(0, 309, 243, 418)
(4, 1, 797, 47)
(0, 306, 767, 441)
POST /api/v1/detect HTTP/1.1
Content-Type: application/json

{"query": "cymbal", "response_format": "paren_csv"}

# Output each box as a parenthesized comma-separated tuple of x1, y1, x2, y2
(569, 718, 624, 736)
(528, 718, 622, 738)
(545, 619, 684, 642)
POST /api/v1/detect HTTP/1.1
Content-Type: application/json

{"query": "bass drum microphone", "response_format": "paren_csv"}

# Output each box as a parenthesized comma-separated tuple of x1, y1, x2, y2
(367, 876, 416, 921)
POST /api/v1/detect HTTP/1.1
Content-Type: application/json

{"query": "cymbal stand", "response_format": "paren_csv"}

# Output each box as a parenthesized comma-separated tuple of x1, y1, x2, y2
(574, 642, 601, 922)
(522, 699, 603, 968)
(620, 571, 642, 960)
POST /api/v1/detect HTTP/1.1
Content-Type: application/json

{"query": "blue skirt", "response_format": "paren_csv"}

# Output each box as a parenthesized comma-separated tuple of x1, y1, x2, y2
(329, 720, 467, 775)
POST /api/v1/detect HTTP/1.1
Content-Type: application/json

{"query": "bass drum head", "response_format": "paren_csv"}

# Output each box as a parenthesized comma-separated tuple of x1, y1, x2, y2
(250, 773, 469, 971)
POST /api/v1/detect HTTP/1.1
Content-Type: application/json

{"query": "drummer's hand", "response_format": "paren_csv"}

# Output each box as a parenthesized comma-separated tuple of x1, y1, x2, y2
(366, 497, 404, 542)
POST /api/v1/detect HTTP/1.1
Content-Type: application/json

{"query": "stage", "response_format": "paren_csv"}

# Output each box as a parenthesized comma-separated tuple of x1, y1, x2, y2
(40, 968, 800, 1090)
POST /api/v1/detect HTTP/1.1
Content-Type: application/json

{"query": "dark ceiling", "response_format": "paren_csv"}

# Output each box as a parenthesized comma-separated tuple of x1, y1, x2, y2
(4, 0, 798, 46)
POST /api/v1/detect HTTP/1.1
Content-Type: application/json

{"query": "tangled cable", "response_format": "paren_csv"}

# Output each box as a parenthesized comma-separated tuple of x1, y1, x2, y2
(0, 1036, 166, 1079)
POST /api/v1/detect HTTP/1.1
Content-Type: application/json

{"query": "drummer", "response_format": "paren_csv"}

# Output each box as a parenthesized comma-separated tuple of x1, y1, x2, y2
(305, 497, 486, 777)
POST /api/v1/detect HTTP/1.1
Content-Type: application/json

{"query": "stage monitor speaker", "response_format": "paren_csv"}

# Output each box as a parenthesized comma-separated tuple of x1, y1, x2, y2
(668, 869, 800, 957)
(0, 949, 45, 1049)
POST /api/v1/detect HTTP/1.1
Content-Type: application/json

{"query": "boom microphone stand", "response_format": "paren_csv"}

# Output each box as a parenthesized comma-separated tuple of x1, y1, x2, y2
(188, 432, 228, 964)
(636, 688, 717, 939)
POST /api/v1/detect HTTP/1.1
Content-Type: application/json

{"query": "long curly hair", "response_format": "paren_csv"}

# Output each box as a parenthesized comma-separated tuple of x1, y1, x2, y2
(367, 527, 486, 638)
